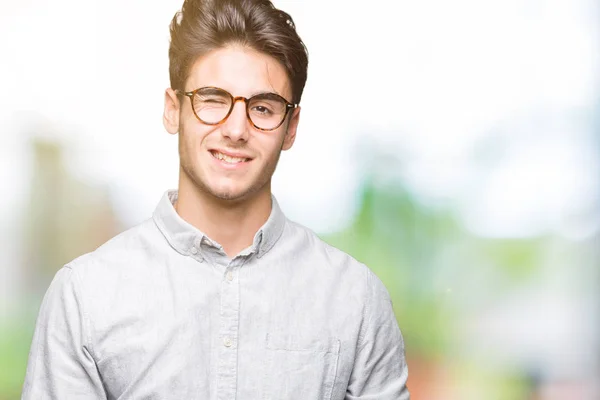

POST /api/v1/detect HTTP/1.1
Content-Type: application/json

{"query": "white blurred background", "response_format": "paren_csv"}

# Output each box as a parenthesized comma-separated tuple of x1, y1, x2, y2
(0, 0, 598, 398)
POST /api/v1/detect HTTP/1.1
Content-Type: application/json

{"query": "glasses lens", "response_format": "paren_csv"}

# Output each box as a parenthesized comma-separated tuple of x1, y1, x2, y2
(193, 88, 232, 124)
(248, 94, 288, 130)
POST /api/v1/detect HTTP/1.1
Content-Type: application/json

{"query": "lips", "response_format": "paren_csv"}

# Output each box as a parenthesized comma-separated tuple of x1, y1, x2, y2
(209, 149, 253, 164)
(209, 148, 253, 159)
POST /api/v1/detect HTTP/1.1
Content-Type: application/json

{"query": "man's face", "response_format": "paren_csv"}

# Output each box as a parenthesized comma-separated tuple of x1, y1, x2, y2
(164, 45, 300, 203)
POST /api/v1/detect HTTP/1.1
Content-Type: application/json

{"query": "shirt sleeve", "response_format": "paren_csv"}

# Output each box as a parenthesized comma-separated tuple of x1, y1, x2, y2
(21, 266, 107, 400)
(345, 269, 410, 400)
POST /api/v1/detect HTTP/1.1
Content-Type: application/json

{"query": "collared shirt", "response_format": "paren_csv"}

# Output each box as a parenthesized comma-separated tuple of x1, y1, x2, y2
(22, 190, 410, 400)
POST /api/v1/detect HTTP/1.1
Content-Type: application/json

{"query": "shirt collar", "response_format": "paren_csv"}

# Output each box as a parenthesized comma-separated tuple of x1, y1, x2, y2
(152, 189, 286, 260)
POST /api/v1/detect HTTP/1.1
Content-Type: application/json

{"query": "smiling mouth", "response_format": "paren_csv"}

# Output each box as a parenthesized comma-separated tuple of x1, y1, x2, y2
(210, 150, 251, 164)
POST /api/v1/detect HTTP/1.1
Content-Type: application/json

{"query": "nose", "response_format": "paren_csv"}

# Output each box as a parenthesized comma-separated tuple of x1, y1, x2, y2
(222, 98, 249, 141)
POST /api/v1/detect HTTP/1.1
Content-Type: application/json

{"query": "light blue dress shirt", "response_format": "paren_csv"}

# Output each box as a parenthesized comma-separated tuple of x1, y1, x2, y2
(22, 190, 410, 399)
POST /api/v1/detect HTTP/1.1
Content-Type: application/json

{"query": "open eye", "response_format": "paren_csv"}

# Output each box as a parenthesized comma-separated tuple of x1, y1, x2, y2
(251, 105, 273, 115)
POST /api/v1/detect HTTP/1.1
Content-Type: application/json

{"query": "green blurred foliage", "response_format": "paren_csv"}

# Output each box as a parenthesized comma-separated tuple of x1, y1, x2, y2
(323, 181, 456, 358)
(475, 238, 545, 281)
(0, 316, 35, 400)
(322, 178, 550, 355)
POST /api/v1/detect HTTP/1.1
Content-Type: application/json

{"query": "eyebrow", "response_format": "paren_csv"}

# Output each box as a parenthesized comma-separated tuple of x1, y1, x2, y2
(190, 87, 291, 102)
(193, 87, 228, 96)
(188, 86, 281, 95)
(249, 89, 282, 97)
(250, 92, 287, 101)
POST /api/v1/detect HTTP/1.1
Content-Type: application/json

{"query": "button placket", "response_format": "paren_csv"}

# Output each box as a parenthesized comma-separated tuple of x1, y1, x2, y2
(216, 260, 241, 399)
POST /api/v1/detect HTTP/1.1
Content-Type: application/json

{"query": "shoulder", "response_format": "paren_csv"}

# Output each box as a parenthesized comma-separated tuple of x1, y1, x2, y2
(64, 217, 162, 279)
(283, 218, 375, 283)
(282, 219, 393, 320)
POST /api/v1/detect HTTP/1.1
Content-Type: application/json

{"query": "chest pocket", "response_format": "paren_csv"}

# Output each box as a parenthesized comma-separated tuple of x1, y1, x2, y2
(262, 333, 341, 400)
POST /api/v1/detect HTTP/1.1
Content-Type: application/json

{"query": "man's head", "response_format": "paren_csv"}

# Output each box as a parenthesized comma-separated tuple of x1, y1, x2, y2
(163, 0, 309, 204)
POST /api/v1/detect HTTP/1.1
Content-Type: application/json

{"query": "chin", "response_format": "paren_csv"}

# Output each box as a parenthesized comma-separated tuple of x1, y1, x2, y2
(207, 184, 253, 202)
(211, 190, 245, 201)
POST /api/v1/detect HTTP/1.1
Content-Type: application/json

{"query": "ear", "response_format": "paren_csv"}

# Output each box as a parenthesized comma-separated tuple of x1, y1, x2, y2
(282, 106, 301, 151)
(163, 88, 181, 135)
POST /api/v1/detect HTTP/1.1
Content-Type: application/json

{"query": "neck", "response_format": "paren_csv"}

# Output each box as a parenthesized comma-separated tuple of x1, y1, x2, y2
(174, 174, 272, 258)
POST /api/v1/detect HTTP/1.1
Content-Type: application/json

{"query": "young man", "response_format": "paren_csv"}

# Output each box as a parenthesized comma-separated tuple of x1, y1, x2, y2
(22, 0, 410, 399)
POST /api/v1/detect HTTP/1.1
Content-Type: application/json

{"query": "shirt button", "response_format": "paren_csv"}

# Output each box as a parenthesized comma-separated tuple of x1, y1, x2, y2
(190, 247, 198, 255)
(226, 271, 233, 282)
(223, 337, 233, 347)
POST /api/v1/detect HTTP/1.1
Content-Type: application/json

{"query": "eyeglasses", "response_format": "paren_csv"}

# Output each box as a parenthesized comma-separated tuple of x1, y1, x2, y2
(179, 86, 297, 131)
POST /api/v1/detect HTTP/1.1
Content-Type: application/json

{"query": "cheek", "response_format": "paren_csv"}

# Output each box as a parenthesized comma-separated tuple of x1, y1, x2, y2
(255, 139, 279, 161)
(180, 123, 210, 154)
(264, 130, 287, 151)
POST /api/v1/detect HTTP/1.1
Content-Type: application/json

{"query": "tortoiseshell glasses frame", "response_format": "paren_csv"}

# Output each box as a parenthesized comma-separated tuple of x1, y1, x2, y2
(176, 86, 297, 132)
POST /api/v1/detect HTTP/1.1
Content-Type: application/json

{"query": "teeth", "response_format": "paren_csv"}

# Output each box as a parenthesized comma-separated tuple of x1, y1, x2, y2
(212, 151, 248, 164)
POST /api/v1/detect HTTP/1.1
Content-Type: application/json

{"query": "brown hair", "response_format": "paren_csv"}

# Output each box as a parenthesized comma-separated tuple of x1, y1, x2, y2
(168, 0, 309, 104)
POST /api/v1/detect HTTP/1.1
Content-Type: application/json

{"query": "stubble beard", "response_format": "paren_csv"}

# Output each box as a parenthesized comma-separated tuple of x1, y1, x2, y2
(179, 133, 285, 204)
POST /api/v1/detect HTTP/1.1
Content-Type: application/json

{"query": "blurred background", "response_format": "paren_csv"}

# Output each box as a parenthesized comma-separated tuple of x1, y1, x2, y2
(0, 0, 598, 398)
